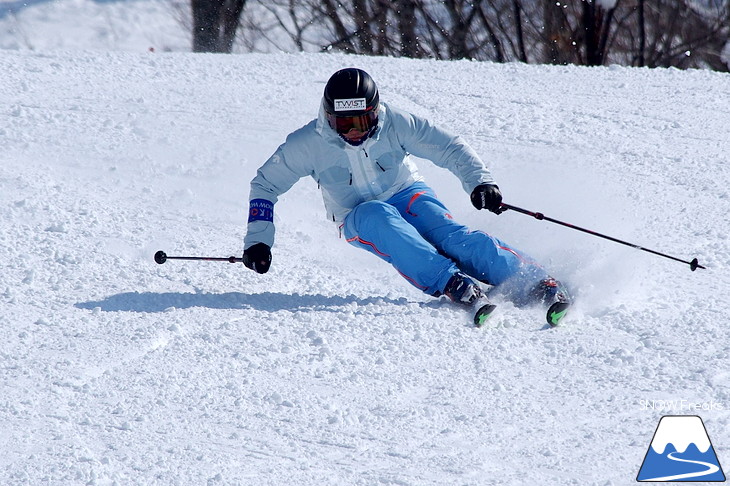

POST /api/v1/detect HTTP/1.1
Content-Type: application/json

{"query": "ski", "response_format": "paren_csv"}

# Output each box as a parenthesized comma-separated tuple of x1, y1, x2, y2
(473, 302, 497, 327)
(470, 277, 573, 328)
(538, 278, 573, 327)
(546, 301, 571, 327)
(473, 301, 571, 328)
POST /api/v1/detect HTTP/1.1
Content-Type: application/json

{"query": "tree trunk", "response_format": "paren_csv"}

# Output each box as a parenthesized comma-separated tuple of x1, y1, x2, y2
(513, 0, 528, 62)
(543, 0, 571, 64)
(396, 0, 420, 57)
(192, 0, 219, 52)
(637, 0, 646, 66)
(353, 1, 374, 54)
(191, 0, 247, 53)
(220, 0, 246, 53)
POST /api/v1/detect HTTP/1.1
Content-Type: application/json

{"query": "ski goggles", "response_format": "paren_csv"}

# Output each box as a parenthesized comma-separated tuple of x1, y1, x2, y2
(325, 108, 379, 135)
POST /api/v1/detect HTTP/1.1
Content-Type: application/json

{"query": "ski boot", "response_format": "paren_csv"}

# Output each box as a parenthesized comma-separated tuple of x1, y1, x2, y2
(444, 272, 497, 327)
(531, 277, 572, 327)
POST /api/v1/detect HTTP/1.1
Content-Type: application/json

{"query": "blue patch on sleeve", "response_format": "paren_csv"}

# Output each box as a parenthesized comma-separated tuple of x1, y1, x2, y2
(248, 199, 274, 223)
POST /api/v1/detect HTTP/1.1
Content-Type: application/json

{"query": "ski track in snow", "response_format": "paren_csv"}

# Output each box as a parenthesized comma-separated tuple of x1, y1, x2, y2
(1, 47, 729, 485)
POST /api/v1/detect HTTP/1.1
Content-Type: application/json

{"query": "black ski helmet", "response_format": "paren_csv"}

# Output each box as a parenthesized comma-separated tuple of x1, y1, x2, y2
(323, 68, 380, 116)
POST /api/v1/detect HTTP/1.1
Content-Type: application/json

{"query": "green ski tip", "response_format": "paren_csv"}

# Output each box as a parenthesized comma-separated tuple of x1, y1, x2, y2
(547, 302, 570, 327)
(474, 303, 497, 327)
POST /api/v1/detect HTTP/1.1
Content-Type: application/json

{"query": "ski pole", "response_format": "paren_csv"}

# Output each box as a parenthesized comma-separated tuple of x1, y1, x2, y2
(154, 250, 242, 265)
(499, 203, 706, 272)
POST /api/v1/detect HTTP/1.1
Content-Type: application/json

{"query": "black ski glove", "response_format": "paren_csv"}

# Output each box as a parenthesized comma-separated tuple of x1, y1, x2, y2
(470, 184, 504, 214)
(243, 243, 272, 274)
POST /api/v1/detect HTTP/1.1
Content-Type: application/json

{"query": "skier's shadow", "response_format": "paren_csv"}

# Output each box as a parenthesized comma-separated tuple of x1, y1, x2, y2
(75, 291, 413, 313)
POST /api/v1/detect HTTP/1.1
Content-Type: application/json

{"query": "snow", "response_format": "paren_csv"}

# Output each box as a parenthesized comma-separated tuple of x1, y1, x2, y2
(2, 3, 730, 486)
(0, 0, 188, 52)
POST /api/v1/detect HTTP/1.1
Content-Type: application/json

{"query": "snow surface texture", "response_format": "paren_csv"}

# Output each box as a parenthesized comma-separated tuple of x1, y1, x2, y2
(0, 0, 188, 52)
(1, 48, 730, 486)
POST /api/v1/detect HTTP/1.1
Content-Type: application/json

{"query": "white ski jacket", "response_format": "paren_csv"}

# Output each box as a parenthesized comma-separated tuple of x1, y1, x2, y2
(244, 102, 495, 249)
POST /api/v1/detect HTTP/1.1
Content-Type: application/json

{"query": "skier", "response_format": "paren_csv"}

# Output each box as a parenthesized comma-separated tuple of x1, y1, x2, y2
(242, 68, 570, 325)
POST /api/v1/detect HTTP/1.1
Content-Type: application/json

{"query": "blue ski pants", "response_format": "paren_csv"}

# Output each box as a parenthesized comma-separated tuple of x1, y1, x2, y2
(342, 182, 550, 300)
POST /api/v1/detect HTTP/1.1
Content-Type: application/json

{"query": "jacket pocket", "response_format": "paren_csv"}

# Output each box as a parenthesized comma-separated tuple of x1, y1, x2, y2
(316, 165, 351, 186)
